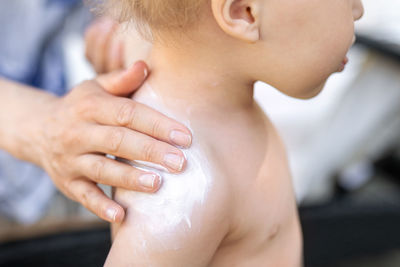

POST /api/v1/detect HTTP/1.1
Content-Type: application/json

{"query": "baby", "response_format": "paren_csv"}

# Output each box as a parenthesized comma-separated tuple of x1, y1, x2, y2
(103, 0, 364, 266)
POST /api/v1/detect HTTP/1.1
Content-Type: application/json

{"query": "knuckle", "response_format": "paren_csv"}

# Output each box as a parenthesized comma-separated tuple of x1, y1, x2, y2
(80, 188, 97, 209)
(121, 170, 135, 189)
(59, 127, 77, 148)
(68, 81, 90, 100)
(92, 159, 107, 182)
(64, 178, 76, 194)
(80, 192, 89, 207)
(74, 97, 99, 119)
(116, 101, 137, 127)
(108, 128, 126, 153)
(142, 141, 157, 162)
(74, 80, 98, 99)
(78, 186, 90, 206)
(42, 120, 74, 158)
(150, 119, 163, 137)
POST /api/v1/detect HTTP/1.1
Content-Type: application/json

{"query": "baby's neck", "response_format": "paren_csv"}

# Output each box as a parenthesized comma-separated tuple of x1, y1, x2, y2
(142, 43, 256, 120)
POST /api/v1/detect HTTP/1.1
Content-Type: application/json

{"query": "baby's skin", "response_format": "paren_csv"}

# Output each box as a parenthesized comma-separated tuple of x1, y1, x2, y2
(105, 83, 302, 266)
(104, 0, 363, 265)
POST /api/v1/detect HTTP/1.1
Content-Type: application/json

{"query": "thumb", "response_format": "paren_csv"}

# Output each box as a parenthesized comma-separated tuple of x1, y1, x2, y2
(96, 61, 149, 96)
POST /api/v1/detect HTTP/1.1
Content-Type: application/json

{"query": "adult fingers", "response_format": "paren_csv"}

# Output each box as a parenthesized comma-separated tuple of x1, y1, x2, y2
(89, 95, 192, 149)
(76, 154, 163, 192)
(96, 61, 148, 96)
(68, 79, 192, 150)
(68, 178, 125, 223)
(84, 125, 186, 173)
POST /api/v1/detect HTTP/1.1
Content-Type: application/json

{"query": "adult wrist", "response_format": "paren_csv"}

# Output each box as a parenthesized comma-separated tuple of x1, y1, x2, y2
(0, 78, 57, 166)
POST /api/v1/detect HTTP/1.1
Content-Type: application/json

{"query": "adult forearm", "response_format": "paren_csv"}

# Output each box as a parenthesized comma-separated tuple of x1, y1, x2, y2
(0, 77, 56, 165)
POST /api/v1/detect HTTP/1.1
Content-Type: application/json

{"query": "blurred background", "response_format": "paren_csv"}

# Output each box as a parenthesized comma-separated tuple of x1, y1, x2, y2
(0, 0, 400, 266)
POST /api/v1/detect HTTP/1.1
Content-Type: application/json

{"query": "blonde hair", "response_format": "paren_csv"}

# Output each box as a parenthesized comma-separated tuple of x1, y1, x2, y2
(99, 0, 206, 40)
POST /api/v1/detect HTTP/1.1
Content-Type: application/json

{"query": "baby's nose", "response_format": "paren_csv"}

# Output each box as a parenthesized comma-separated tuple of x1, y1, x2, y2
(353, 0, 364, 21)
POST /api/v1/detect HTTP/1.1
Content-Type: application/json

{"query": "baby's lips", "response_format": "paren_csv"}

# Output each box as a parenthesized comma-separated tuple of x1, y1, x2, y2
(343, 56, 349, 66)
(337, 56, 349, 72)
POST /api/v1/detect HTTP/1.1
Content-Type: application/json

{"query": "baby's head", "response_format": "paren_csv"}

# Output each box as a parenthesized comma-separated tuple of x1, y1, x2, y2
(106, 0, 364, 99)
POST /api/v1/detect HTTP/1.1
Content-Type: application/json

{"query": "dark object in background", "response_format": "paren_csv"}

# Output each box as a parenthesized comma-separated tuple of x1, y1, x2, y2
(303, 150, 400, 267)
(0, 228, 111, 267)
(356, 34, 400, 62)
(374, 151, 400, 187)
(301, 201, 400, 267)
(0, 201, 399, 266)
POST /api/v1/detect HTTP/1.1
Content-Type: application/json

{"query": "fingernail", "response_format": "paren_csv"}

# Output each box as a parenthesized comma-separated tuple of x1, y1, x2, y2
(164, 153, 185, 172)
(106, 208, 118, 222)
(170, 130, 192, 148)
(144, 68, 148, 78)
(139, 174, 160, 189)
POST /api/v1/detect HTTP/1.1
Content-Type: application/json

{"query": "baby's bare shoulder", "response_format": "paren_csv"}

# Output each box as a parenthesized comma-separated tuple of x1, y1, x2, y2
(108, 142, 233, 266)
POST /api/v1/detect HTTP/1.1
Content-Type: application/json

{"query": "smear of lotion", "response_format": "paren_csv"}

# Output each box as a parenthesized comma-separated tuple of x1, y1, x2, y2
(114, 83, 214, 250)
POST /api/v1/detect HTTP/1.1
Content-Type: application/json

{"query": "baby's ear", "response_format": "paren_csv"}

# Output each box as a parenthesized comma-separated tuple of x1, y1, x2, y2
(211, 0, 260, 43)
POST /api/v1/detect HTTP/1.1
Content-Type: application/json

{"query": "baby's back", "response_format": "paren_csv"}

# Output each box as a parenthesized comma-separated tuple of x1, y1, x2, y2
(106, 87, 302, 266)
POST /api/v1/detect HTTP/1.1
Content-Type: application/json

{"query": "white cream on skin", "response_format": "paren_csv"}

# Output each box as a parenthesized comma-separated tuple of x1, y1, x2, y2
(114, 83, 215, 251)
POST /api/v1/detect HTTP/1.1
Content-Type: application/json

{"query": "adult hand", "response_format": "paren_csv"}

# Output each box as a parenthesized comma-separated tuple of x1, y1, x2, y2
(31, 62, 192, 223)
(85, 17, 124, 74)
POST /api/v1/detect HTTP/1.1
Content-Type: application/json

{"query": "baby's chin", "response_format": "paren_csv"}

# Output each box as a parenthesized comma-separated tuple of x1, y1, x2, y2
(291, 81, 327, 100)
(312, 82, 327, 97)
